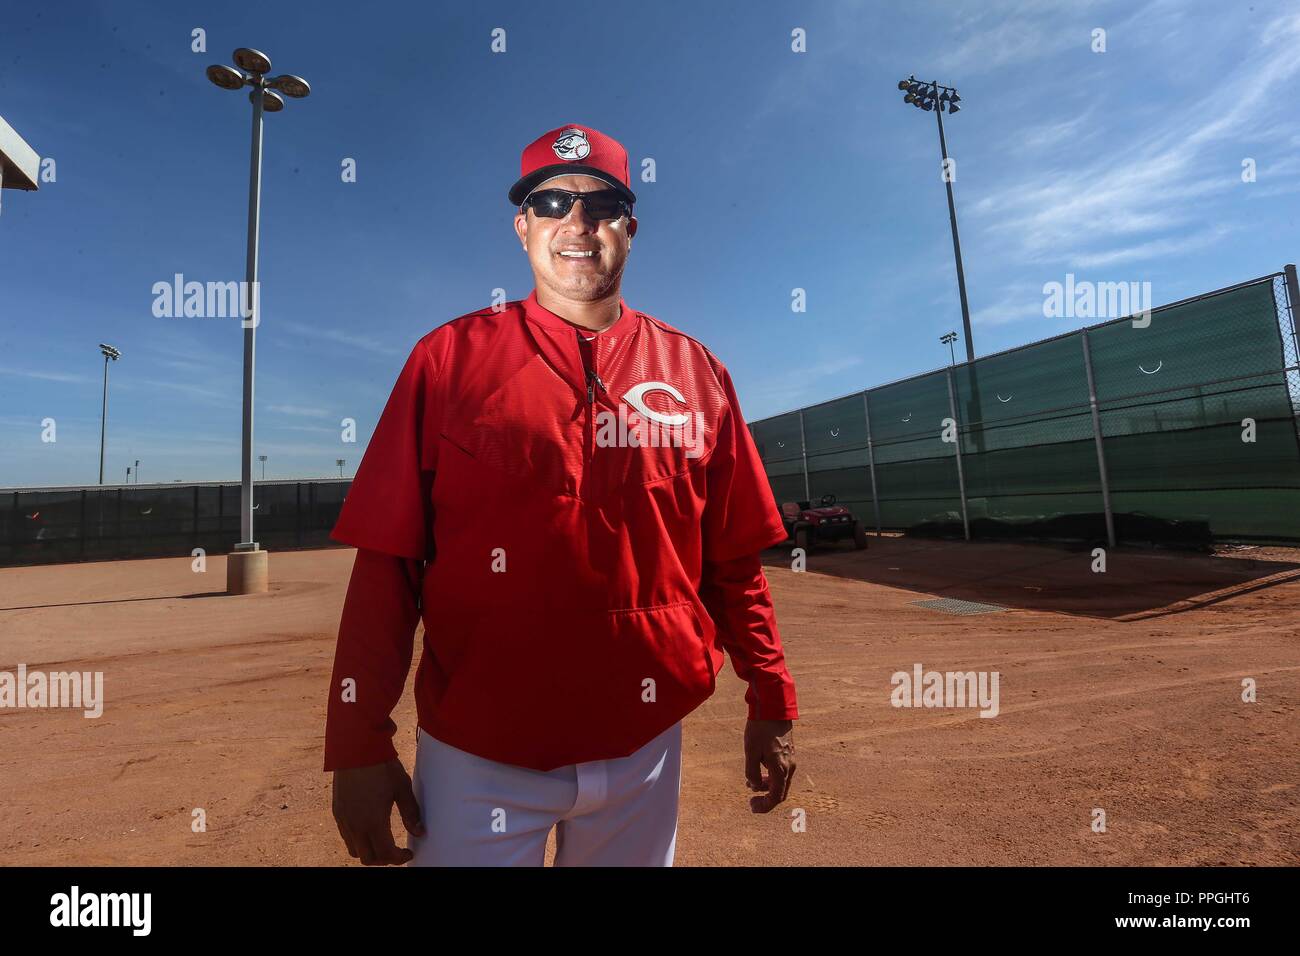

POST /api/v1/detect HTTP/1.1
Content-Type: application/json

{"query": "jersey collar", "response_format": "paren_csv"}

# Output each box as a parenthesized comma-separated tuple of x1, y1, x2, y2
(523, 288, 639, 339)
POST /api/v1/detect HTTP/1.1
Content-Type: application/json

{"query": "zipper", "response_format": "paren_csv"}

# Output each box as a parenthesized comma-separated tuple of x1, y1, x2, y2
(583, 341, 608, 500)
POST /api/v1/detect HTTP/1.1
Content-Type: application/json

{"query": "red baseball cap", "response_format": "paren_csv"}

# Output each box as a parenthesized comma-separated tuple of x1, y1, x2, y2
(508, 123, 638, 208)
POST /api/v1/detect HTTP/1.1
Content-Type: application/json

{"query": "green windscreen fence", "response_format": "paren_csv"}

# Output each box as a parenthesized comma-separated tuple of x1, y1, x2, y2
(0, 480, 351, 566)
(751, 413, 806, 507)
(867, 370, 964, 530)
(751, 274, 1300, 544)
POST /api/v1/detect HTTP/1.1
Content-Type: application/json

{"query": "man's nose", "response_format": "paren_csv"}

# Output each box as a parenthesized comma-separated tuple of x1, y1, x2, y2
(558, 198, 599, 231)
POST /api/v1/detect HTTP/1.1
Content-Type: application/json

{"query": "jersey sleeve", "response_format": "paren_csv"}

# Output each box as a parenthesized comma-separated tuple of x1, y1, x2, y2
(322, 548, 424, 772)
(699, 551, 799, 721)
(331, 338, 441, 560)
(702, 365, 788, 563)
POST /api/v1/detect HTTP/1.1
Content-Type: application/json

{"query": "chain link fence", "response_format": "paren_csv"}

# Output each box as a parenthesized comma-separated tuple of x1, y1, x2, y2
(751, 268, 1300, 546)
(0, 480, 350, 566)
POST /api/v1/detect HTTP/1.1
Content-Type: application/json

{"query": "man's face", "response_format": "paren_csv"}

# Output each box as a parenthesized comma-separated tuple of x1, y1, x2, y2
(513, 174, 638, 302)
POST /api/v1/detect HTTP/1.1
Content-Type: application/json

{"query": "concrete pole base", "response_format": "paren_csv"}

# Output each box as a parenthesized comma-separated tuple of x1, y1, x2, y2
(227, 548, 269, 594)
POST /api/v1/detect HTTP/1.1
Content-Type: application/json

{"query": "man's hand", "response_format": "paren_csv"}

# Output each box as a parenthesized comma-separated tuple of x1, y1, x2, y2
(332, 759, 426, 865)
(744, 719, 796, 813)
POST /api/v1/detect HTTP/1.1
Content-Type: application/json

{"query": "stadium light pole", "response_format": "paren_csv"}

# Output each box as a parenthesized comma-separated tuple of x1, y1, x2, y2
(97, 343, 121, 485)
(941, 331, 957, 366)
(258, 454, 267, 480)
(134, 459, 141, 484)
(336, 458, 346, 478)
(206, 49, 311, 594)
(898, 76, 974, 362)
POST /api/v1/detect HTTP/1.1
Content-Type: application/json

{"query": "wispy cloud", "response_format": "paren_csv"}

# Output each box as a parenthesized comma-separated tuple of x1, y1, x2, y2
(934, 3, 1086, 75)
(745, 355, 864, 416)
(970, 10, 1300, 270)
(933, 0, 1192, 76)
(280, 321, 405, 358)
(267, 423, 341, 435)
(1018, 109, 1099, 151)
(0, 366, 93, 384)
(1069, 223, 1234, 269)
(266, 404, 333, 419)
(120, 378, 232, 403)
(970, 281, 1048, 328)
(741, 1, 883, 134)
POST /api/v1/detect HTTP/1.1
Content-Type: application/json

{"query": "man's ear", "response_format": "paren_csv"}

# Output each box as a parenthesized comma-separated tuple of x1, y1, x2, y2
(626, 215, 638, 240)
(513, 209, 529, 251)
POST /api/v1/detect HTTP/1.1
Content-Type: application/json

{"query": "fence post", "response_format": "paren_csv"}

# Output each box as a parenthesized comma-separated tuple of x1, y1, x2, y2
(1285, 265, 1300, 349)
(1279, 266, 1300, 461)
(797, 409, 811, 501)
(78, 489, 87, 559)
(295, 482, 303, 548)
(944, 369, 971, 540)
(862, 391, 882, 534)
(1080, 329, 1117, 549)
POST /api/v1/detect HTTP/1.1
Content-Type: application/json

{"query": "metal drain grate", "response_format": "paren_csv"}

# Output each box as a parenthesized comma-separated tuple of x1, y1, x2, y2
(911, 598, 1007, 616)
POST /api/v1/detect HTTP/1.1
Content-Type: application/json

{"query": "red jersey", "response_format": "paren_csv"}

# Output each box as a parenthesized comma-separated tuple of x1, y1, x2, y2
(326, 290, 796, 772)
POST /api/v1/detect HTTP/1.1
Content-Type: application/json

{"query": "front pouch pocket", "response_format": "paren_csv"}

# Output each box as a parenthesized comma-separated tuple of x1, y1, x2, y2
(427, 598, 717, 771)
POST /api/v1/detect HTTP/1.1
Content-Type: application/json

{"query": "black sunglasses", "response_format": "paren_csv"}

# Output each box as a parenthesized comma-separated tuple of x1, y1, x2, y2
(522, 188, 631, 222)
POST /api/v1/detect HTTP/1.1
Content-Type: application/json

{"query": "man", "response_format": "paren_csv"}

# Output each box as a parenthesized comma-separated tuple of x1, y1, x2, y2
(325, 123, 797, 867)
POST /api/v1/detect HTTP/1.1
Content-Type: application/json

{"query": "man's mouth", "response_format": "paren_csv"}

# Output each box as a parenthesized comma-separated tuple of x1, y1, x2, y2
(557, 249, 598, 259)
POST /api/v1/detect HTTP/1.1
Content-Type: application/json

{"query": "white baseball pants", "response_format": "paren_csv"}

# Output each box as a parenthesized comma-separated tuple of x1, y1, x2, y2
(407, 721, 683, 866)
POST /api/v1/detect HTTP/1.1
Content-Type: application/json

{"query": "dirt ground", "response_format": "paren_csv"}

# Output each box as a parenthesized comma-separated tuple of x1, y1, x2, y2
(1, 536, 1296, 866)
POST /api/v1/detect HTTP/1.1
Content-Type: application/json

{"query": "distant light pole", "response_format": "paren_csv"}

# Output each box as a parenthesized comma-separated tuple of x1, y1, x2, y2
(134, 459, 141, 484)
(258, 454, 267, 480)
(207, 48, 311, 593)
(336, 459, 346, 478)
(901, 76, 987, 456)
(898, 75, 974, 362)
(941, 331, 958, 366)
(97, 343, 121, 485)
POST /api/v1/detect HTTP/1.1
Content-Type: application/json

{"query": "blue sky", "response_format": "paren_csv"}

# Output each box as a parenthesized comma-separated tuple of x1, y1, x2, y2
(2, 0, 1297, 487)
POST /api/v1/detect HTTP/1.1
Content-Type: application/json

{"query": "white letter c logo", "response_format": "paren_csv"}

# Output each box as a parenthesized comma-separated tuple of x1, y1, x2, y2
(623, 381, 691, 427)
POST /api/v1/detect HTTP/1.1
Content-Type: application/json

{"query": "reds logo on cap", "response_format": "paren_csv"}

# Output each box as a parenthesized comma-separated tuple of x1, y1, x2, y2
(552, 129, 591, 161)
(508, 122, 638, 207)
